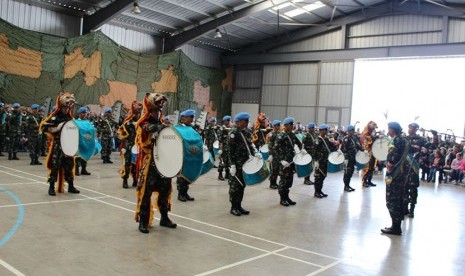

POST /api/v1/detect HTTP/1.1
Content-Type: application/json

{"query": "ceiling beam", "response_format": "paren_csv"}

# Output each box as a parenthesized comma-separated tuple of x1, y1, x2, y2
(161, 0, 213, 17)
(164, 0, 290, 52)
(121, 12, 178, 30)
(204, 0, 232, 11)
(138, 3, 194, 24)
(107, 20, 162, 36)
(234, 1, 465, 54)
(82, 0, 134, 34)
(231, 22, 275, 36)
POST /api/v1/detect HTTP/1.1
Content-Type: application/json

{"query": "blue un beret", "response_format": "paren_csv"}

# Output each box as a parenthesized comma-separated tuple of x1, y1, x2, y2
(409, 123, 419, 130)
(319, 124, 329, 130)
(283, 117, 294, 125)
(209, 117, 216, 123)
(347, 125, 355, 131)
(104, 107, 112, 114)
(77, 107, 88, 114)
(307, 122, 315, 129)
(388, 122, 402, 131)
(223, 115, 231, 121)
(12, 103, 20, 109)
(234, 112, 250, 123)
(180, 109, 196, 117)
(0, 103, 4, 108)
(31, 104, 40, 110)
(272, 120, 281, 126)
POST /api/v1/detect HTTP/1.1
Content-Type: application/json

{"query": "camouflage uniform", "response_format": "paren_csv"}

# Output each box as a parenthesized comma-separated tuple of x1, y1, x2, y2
(98, 117, 118, 163)
(274, 130, 302, 203)
(218, 125, 231, 178)
(313, 135, 338, 196)
(205, 124, 219, 160)
(341, 134, 363, 190)
(25, 112, 43, 165)
(302, 130, 318, 184)
(6, 110, 22, 160)
(119, 117, 138, 186)
(0, 107, 6, 156)
(268, 129, 280, 188)
(404, 134, 426, 217)
(228, 127, 255, 211)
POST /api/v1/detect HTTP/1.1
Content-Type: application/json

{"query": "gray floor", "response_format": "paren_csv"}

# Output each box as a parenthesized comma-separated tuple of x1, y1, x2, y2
(1, 152, 464, 276)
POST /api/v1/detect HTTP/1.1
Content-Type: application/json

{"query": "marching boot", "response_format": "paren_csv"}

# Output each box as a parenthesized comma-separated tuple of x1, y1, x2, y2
(303, 176, 314, 185)
(106, 157, 113, 164)
(138, 211, 149, 234)
(12, 153, 19, 160)
(159, 209, 177, 228)
(368, 176, 376, 187)
(102, 157, 107, 164)
(238, 204, 250, 215)
(408, 204, 415, 218)
(34, 157, 42, 165)
(381, 219, 402, 235)
(122, 178, 129, 189)
(230, 202, 242, 216)
(344, 185, 352, 192)
(67, 181, 80, 194)
(314, 185, 324, 198)
(185, 192, 195, 201)
(48, 182, 56, 196)
(280, 192, 289, 206)
(75, 164, 80, 176)
(218, 172, 225, 181)
(132, 178, 137, 187)
(177, 190, 187, 202)
(269, 180, 278, 189)
(286, 190, 296, 205)
(80, 164, 90, 175)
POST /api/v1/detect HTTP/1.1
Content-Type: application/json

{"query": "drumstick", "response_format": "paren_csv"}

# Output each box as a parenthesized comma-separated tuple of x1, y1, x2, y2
(234, 175, 246, 187)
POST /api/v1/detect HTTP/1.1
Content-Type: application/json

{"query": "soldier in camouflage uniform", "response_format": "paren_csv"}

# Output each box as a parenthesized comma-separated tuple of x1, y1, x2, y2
(118, 101, 142, 188)
(98, 107, 118, 164)
(218, 115, 231, 181)
(381, 122, 408, 235)
(341, 125, 363, 192)
(228, 112, 258, 216)
(302, 123, 318, 185)
(0, 103, 6, 156)
(176, 109, 197, 202)
(204, 117, 219, 174)
(74, 107, 92, 176)
(25, 104, 43, 165)
(6, 103, 23, 160)
(274, 117, 303, 206)
(313, 124, 339, 198)
(267, 120, 281, 189)
(404, 123, 427, 218)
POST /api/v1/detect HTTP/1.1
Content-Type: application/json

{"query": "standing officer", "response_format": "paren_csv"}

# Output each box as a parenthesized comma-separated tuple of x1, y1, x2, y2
(118, 101, 141, 188)
(313, 124, 339, 198)
(74, 107, 92, 176)
(341, 125, 363, 192)
(382, 122, 408, 235)
(176, 109, 196, 202)
(99, 107, 118, 164)
(267, 120, 281, 189)
(228, 112, 258, 216)
(218, 115, 231, 181)
(6, 103, 22, 160)
(405, 123, 427, 218)
(25, 104, 43, 165)
(0, 103, 7, 156)
(302, 122, 318, 185)
(275, 117, 303, 206)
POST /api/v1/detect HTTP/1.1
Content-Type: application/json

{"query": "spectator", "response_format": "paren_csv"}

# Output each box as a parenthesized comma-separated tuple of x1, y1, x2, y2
(450, 153, 463, 184)
(428, 149, 445, 183)
(418, 146, 430, 181)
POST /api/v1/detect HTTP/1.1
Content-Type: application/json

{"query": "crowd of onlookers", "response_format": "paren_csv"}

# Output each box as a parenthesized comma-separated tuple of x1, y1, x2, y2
(419, 142, 465, 185)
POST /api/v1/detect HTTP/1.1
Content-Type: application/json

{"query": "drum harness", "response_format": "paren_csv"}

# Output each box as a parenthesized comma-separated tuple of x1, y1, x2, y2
(319, 136, 334, 177)
(238, 131, 254, 187)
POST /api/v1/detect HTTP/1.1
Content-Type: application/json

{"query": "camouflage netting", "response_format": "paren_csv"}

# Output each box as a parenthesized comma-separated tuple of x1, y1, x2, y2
(0, 18, 232, 117)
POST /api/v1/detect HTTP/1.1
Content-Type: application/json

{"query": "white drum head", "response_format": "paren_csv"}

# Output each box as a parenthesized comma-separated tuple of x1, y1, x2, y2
(131, 145, 139, 155)
(213, 140, 220, 149)
(328, 151, 345, 165)
(372, 137, 389, 161)
(203, 150, 210, 163)
(293, 153, 312, 165)
(154, 127, 183, 178)
(356, 151, 370, 164)
(259, 144, 269, 153)
(60, 120, 79, 157)
(242, 157, 263, 174)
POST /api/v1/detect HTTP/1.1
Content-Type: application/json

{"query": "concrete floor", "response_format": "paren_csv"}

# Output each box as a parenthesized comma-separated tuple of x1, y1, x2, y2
(0, 152, 464, 276)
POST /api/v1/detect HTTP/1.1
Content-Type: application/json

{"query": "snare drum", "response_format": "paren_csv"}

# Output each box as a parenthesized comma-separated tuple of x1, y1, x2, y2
(61, 119, 96, 161)
(328, 151, 345, 173)
(131, 145, 139, 164)
(293, 153, 313, 178)
(242, 157, 270, 185)
(155, 126, 203, 183)
(372, 137, 390, 161)
(259, 144, 269, 160)
(200, 149, 214, 175)
(355, 150, 370, 170)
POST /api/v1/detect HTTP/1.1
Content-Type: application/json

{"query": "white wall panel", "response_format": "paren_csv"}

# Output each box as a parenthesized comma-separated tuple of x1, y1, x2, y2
(288, 85, 317, 106)
(261, 86, 288, 105)
(263, 65, 289, 85)
(341, 108, 351, 127)
(287, 107, 316, 123)
(320, 62, 354, 84)
(448, 18, 465, 43)
(0, 0, 80, 37)
(270, 29, 342, 53)
(317, 107, 326, 125)
(178, 44, 221, 68)
(348, 32, 442, 48)
(318, 85, 352, 107)
(261, 106, 287, 121)
(232, 103, 259, 120)
(289, 63, 319, 84)
(100, 24, 161, 54)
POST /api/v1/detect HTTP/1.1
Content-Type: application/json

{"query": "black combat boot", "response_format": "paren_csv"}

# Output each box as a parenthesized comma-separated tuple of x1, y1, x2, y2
(159, 209, 177, 228)
(132, 177, 137, 187)
(12, 153, 19, 160)
(34, 157, 42, 165)
(138, 211, 149, 234)
(238, 205, 250, 215)
(303, 176, 314, 185)
(122, 178, 129, 189)
(230, 202, 242, 216)
(286, 191, 296, 205)
(75, 164, 80, 176)
(81, 164, 90, 175)
(269, 180, 278, 189)
(185, 192, 195, 201)
(218, 172, 225, 181)
(68, 181, 80, 194)
(381, 219, 402, 235)
(408, 204, 415, 218)
(106, 157, 113, 164)
(178, 191, 187, 202)
(48, 182, 56, 196)
(102, 157, 107, 164)
(280, 192, 289, 206)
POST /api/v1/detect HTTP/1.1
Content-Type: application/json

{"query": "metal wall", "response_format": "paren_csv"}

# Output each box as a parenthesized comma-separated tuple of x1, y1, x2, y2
(0, 0, 80, 37)
(99, 24, 161, 54)
(270, 29, 343, 53)
(178, 44, 222, 68)
(448, 18, 465, 43)
(231, 65, 262, 118)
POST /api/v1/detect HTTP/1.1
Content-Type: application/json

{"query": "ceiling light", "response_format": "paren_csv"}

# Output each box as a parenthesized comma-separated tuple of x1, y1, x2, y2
(285, 1, 325, 17)
(214, 29, 222, 39)
(131, 2, 141, 14)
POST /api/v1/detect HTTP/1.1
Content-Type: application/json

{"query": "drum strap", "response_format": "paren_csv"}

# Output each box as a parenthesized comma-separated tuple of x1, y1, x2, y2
(32, 115, 39, 126)
(286, 133, 296, 153)
(320, 137, 331, 153)
(105, 119, 114, 137)
(239, 131, 252, 156)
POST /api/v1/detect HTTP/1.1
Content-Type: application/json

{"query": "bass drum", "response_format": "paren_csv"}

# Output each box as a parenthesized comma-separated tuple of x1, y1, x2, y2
(242, 156, 270, 185)
(372, 137, 390, 161)
(60, 120, 80, 157)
